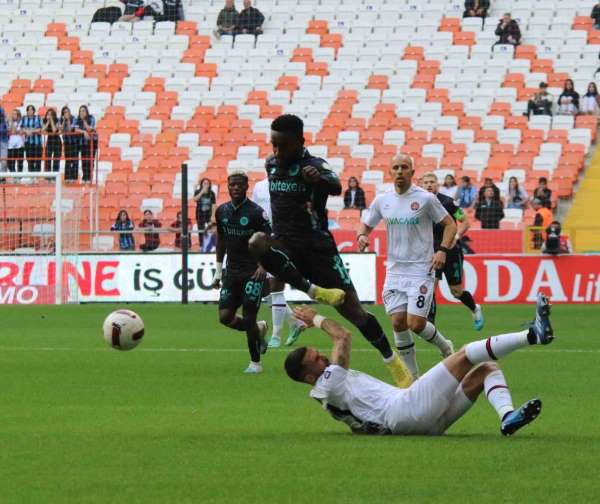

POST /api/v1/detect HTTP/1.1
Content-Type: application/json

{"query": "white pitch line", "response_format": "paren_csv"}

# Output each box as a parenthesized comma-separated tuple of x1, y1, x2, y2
(0, 347, 598, 354)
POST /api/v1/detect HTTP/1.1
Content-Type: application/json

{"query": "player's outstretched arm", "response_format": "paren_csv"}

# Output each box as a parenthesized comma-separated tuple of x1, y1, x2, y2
(293, 306, 352, 369)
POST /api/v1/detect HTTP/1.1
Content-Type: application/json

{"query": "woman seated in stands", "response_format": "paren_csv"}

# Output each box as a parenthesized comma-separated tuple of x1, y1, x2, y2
(579, 82, 600, 117)
(439, 174, 458, 200)
(343, 176, 366, 210)
(557, 79, 580, 116)
(111, 210, 135, 251)
(504, 176, 528, 210)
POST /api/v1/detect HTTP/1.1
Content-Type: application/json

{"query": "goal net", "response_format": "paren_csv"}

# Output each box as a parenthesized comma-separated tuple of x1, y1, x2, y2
(0, 173, 83, 305)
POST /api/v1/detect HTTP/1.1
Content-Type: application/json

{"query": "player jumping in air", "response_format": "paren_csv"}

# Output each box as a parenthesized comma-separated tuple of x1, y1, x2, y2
(284, 293, 553, 436)
(251, 176, 305, 348)
(248, 114, 412, 387)
(357, 154, 457, 381)
(421, 172, 484, 330)
(212, 172, 270, 374)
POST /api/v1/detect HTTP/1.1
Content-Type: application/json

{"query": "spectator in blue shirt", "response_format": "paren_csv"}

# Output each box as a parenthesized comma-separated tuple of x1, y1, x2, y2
(456, 175, 478, 209)
(0, 105, 8, 173)
(75, 105, 97, 183)
(111, 210, 135, 250)
(20, 105, 43, 172)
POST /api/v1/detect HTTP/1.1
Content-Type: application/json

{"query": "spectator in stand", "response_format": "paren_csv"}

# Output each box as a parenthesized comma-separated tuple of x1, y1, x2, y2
(0, 105, 7, 174)
(201, 222, 217, 253)
(475, 187, 505, 229)
(463, 0, 489, 20)
(7, 109, 24, 173)
(592, 2, 600, 30)
(42, 108, 62, 173)
(531, 198, 553, 249)
(139, 209, 162, 251)
(494, 13, 521, 48)
(172, 211, 192, 249)
(456, 175, 478, 209)
(214, 0, 238, 39)
(505, 176, 528, 210)
(20, 105, 43, 172)
(75, 105, 97, 183)
(525, 82, 553, 118)
(111, 209, 135, 251)
(557, 79, 579, 116)
(194, 176, 216, 242)
(533, 177, 552, 209)
(60, 106, 79, 182)
(439, 174, 458, 199)
(478, 177, 501, 202)
(161, 0, 183, 21)
(579, 82, 600, 117)
(236, 0, 265, 36)
(343, 176, 366, 210)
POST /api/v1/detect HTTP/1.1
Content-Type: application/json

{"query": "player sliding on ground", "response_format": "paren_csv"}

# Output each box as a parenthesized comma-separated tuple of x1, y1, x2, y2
(285, 293, 554, 436)
(421, 172, 484, 330)
(212, 172, 270, 374)
(249, 114, 411, 387)
(358, 154, 457, 381)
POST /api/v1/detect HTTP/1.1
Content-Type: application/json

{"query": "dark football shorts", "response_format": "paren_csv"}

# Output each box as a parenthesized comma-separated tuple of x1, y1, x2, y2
(271, 235, 356, 293)
(435, 246, 464, 286)
(218, 272, 265, 312)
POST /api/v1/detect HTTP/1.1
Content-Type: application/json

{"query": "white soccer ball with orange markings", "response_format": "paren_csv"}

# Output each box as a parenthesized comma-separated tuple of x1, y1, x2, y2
(102, 309, 145, 351)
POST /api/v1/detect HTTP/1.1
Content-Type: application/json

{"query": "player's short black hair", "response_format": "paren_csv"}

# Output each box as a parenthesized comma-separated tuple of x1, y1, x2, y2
(284, 347, 308, 382)
(227, 171, 249, 183)
(271, 114, 304, 139)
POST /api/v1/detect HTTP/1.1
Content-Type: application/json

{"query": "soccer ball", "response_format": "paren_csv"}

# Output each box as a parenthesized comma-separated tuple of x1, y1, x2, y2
(102, 309, 145, 351)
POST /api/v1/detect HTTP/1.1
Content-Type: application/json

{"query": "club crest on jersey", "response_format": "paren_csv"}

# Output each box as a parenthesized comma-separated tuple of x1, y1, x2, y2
(240, 216, 249, 226)
(411, 201, 420, 211)
(289, 164, 300, 176)
(420, 284, 428, 294)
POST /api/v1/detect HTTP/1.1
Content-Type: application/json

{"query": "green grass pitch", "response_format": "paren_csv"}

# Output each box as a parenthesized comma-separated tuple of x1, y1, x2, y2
(1, 303, 599, 503)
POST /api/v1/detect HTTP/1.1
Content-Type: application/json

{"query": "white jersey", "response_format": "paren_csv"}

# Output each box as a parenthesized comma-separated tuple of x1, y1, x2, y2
(251, 178, 272, 223)
(310, 364, 402, 432)
(362, 185, 448, 276)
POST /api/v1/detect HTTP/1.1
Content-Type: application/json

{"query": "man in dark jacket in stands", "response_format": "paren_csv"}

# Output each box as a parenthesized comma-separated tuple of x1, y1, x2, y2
(463, 0, 489, 19)
(214, 0, 238, 39)
(475, 187, 505, 229)
(236, 0, 265, 36)
(494, 13, 521, 47)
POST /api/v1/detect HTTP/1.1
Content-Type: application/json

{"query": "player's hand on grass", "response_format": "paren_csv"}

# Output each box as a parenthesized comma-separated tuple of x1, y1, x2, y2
(292, 305, 318, 327)
(357, 234, 369, 252)
(251, 265, 266, 281)
(302, 165, 321, 183)
(431, 250, 447, 270)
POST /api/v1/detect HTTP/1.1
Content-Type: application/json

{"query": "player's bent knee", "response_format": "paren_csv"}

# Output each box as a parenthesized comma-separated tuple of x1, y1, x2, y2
(450, 285, 463, 297)
(408, 316, 427, 333)
(219, 311, 235, 326)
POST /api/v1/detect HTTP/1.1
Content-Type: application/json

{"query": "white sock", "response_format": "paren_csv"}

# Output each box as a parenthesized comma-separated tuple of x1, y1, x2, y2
(415, 322, 452, 355)
(394, 330, 419, 379)
(465, 331, 530, 365)
(484, 369, 514, 420)
(270, 291, 286, 339)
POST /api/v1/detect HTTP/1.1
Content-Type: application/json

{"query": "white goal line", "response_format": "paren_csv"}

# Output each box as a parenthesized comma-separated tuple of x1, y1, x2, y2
(0, 347, 596, 354)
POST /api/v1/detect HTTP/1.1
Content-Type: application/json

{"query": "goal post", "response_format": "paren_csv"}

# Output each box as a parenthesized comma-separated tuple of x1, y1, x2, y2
(0, 172, 83, 305)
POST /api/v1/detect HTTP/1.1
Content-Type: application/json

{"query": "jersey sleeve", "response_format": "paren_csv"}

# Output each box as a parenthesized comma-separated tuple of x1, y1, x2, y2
(215, 206, 224, 234)
(361, 195, 383, 228)
(309, 365, 347, 402)
(256, 206, 272, 234)
(427, 193, 450, 224)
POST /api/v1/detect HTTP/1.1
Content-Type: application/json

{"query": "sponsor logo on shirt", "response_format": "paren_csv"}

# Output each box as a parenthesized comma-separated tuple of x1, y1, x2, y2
(385, 217, 420, 225)
(270, 180, 307, 193)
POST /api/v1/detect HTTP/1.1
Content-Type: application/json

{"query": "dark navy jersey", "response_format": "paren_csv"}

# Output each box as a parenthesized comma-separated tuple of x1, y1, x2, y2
(215, 199, 271, 277)
(266, 149, 342, 247)
(433, 192, 464, 250)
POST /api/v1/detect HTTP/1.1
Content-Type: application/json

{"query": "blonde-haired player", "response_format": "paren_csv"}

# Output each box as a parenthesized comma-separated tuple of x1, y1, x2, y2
(357, 155, 457, 380)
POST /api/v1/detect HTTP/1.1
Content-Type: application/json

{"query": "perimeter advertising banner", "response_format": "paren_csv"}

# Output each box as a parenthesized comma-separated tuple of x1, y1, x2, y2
(0, 254, 377, 304)
(375, 254, 600, 304)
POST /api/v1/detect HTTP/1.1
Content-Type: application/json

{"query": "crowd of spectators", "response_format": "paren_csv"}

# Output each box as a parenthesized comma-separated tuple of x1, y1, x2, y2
(0, 103, 97, 183)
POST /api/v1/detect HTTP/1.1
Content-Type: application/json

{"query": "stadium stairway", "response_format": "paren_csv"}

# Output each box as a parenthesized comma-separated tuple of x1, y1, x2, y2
(565, 143, 600, 252)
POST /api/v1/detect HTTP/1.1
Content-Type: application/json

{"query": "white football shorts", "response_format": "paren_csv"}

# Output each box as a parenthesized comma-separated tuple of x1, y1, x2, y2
(382, 273, 435, 318)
